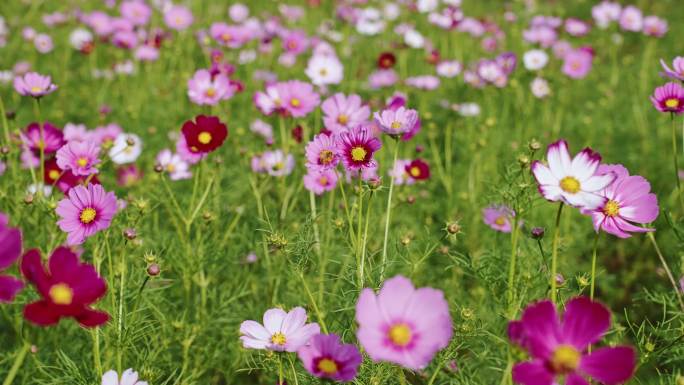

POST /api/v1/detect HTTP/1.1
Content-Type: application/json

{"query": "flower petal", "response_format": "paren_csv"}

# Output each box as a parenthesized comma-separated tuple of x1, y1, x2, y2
(512, 361, 555, 385)
(561, 297, 610, 350)
(579, 346, 636, 385)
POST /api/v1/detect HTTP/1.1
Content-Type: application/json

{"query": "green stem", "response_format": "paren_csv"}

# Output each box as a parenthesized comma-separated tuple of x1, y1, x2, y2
(507, 216, 520, 317)
(2, 343, 30, 385)
(298, 271, 328, 333)
(646, 231, 684, 311)
(356, 173, 363, 288)
(278, 354, 284, 385)
(0, 94, 10, 144)
(550, 203, 565, 304)
(671, 113, 684, 213)
(33, 99, 45, 198)
(287, 354, 300, 385)
(380, 139, 400, 281)
(359, 191, 373, 290)
(309, 192, 321, 257)
(590, 231, 600, 300)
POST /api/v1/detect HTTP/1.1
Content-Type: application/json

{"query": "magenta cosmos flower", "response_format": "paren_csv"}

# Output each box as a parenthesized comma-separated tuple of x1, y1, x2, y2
(0, 213, 24, 303)
(239, 307, 320, 352)
(56, 140, 101, 176)
(531, 140, 616, 210)
(187, 69, 234, 106)
(660, 56, 684, 81)
(56, 183, 117, 245)
(356, 275, 453, 370)
(585, 164, 658, 238)
(509, 297, 636, 385)
(337, 126, 382, 171)
(276, 80, 320, 118)
(297, 333, 362, 382)
(305, 133, 340, 170)
(13, 72, 57, 98)
(374, 106, 419, 137)
(482, 205, 515, 233)
(650, 82, 684, 114)
(21, 246, 109, 327)
(321, 93, 371, 134)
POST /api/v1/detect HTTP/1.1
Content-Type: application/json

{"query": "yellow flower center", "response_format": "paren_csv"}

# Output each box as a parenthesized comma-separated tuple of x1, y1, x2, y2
(198, 131, 212, 144)
(319, 68, 328, 76)
(350, 146, 367, 162)
(76, 157, 88, 167)
(31, 86, 43, 94)
(390, 121, 402, 130)
(560, 176, 581, 194)
(48, 170, 60, 180)
(319, 150, 334, 165)
(49, 283, 73, 305)
(495, 216, 506, 226)
(337, 114, 349, 124)
(319, 176, 328, 186)
(317, 358, 338, 375)
(270, 332, 286, 346)
(166, 163, 176, 173)
(221, 32, 232, 42)
(287, 41, 297, 50)
(550, 345, 581, 374)
(79, 207, 97, 224)
(205, 87, 216, 97)
(410, 166, 420, 177)
(388, 323, 412, 347)
(290, 98, 301, 107)
(603, 200, 620, 217)
(665, 98, 680, 108)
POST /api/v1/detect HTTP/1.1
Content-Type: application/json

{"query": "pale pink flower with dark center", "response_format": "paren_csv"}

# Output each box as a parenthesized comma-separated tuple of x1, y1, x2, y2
(482, 205, 515, 233)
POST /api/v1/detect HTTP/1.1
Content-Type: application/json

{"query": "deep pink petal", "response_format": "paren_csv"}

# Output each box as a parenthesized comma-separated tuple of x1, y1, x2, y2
(561, 297, 611, 350)
(579, 346, 636, 384)
(520, 300, 560, 359)
(566, 373, 590, 385)
(0, 275, 24, 302)
(512, 361, 555, 385)
(0, 225, 22, 270)
(76, 308, 110, 327)
(24, 300, 61, 326)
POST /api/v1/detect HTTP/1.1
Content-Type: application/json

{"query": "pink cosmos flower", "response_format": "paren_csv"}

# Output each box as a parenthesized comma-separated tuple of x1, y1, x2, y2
(305, 133, 340, 170)
(509, 297, 636, 385)
(254, 84, 283, 116)
(304, 168, 338, 195)
(34, 34, 54, 54)
(356, 275, 453, 370)
(660, 57, 684, 81)
(405, 75, 441, 90)
(297, 333, 362, 382)
(56, 184, 117, 245)
(262, 150, 295, 177)
(209, 22, 250, 48)
(176, 135, 205, 165)
(321, 93, 370, 135)
(482, 205, 515, 233)
(239, 307, 320, 352)
(164, 5, 193, 31)
(276, 80, 320, 118)
(134, 45, 159, 62)
(368, 69, 398, 89)
(63, 123, 90, 143)
(0, 213, 24, 303)
(337, 126, 382, 171)
(564, 19, 590, 37)
(120, 0, 151, 26)
(386, 94, 422, 141)
(619, 6, 643, 32)
(389, 159, 415, 186)
(282, 29, 309, 55)
(92, 123, 122, 147)
(642, 16, 667, 37)
(650, 82, 684, 114)
(85, 11, 115, 36)
(562, 49, 593, 79)
(13, 72, 57, 97)
(56, 140, 101, 176)
(102, 369, 148, 385)
(187, 69, 234, 106)
(592, 1, 621, 29)
(229, 3, 250, 22)
(156, 149, 191, 181)
(585, 164, 658, 238)
(531, 140, 616, 210)
(374, 106, 418, 137)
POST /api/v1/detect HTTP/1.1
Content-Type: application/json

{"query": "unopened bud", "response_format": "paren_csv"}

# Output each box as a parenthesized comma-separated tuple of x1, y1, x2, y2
(446, 222, 461, 234)
(147, 263, 160, 276)
(123, 228, 137, 240)
(517, 154, 530, 167)
(531, 227, 545, 239)
(154, 164, 163, 173)
(406, 195, 415, 204)
(126, 137, 136, 146)
(24, 194, 34, 205)
(528, 139, 541, 152)
(0, 146, 9, 155)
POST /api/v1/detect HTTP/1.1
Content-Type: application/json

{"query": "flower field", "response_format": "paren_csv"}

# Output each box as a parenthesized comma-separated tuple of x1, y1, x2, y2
(0, 1, 683, 384)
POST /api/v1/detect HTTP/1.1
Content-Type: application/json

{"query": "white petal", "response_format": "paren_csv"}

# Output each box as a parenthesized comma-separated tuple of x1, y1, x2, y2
(262, 308, 287, 334)
(564, 191, 605, 210)
(546, 140, 572, 179)
(101, 370, 119, 385)
(531, 161, 558, 185)
(582, 173, 616, 192)
(570, 149, 600, 180)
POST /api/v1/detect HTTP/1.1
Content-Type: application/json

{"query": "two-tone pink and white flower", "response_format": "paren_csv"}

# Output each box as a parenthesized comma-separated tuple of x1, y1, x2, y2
(531, 140, 616, 210)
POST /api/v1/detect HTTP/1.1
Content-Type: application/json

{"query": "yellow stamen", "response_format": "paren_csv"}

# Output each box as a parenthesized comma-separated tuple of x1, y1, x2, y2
(76, 157, 88, 167)
(603, 200, 620, 217)
(350, 146, 367, 162)
(319, 150, 334, 165)
(290, 98, 301, 107)
(221, 32, 232, 42)
(409, 166, 420, 177)
(48, 170, 60, 180)
(317, 358, 338, 375)
(270, 332, 286, 346)
(198, 132, 212, 145)
(319, 176, 328, 186)
(390, 121, 402, 130)
(560, 176, 581, 194)
(49, 283, 73, 305)
(30, 86, 43, 94)
(550, 345, 581, 373)
(665, 98, 679, 109)
(337, 114, 349, 124)
(205, 87, 217, 98)
(166, 163, 176, 173)
(388, 323, 412, 347)
(495, 216, 506, 226)
(80, 207, 97, 224)
(319, 68, 328, 76)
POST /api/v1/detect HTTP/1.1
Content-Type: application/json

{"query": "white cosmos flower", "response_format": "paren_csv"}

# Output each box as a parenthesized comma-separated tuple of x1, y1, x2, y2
(530, 77, 550, 98)
(109, 133, 142, 164)
(523, 49, 549, 71)
(101, 368, 148, 385)
(305, 55, 344, 86)
(417, 0, 439, 13)
(69, 28, 93, 51)
(436, 60, 462, 78)
(404, 29, 425, 48)
(156, 149, 191, 180)
(531, 140, 616, 209)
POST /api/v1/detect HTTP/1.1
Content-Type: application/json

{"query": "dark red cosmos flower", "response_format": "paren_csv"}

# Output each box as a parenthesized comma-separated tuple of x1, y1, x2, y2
(292, 125, 303, 143)
(405, 159, 430, 180)
(377, 52, 396, 69)
(181, 115, 228, 154)
(21, 247, 109, 327)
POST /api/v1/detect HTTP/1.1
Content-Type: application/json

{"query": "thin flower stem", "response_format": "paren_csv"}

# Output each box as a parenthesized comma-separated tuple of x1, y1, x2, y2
(359, 191, 374, 290)
(550, 203, 565, 304)
(336, 171, 357, 248)
(0, 94, 11, 145)
(33, 98, 45, 199)
(160, 173, 186, 224)
(93, 328, 102, 377)
(287, 354, 300, 385)
(507, 216, 520, 317)
(278, 354, 284, 385)
(309, 191, 321, 257)
(356, 173, 363, 288)
(671, 113, 684, 213)
(380, 139, 400, 281)
(590, 231, 600, 300)
(646, 231, 684, 311)
(2, 343, 30, 385)
(186, 177, 215, 231)
(298, 271, 328, 333)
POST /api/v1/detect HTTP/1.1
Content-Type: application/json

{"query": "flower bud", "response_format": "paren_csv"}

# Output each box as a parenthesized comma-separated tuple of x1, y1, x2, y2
(123, 228, 137, 240)
(147, 263, 160, 276)
(528, 139, 541, 152)
(530, 227, 545, 239)
(446, 222, 461, 234)
(24, 194, 34, 205)
(517, 154, 530, 167)
(0, 146, 9, 155)
(154, 164, 163, 173)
